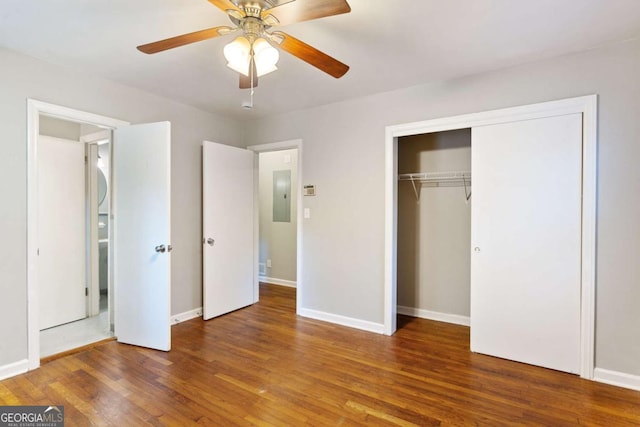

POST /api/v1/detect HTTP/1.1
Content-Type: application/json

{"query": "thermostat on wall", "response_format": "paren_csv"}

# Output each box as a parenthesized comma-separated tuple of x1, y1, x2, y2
(303, 185, 316, 196)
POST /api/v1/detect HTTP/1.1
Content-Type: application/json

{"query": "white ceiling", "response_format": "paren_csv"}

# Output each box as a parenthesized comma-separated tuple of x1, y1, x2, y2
(2, 0, 640, 120)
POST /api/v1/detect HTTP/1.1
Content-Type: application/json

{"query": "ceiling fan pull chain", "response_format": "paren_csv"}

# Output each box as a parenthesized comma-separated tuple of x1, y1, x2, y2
(250, 56, 255, 107)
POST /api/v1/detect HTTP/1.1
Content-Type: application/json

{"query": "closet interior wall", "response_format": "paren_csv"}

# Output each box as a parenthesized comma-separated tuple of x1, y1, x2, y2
(397, 128, 472, 321)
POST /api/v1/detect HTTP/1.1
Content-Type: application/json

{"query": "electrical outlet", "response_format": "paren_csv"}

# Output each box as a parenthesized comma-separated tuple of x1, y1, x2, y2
(267, 259, 272, 268)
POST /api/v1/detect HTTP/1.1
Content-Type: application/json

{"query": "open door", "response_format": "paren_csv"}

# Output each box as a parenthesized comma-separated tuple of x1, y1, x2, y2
(113, 122, 171, 351)
(202, 141, 256, 320)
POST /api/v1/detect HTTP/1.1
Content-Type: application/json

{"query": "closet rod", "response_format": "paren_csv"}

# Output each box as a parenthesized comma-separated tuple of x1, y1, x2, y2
(398, 170, 471, 201)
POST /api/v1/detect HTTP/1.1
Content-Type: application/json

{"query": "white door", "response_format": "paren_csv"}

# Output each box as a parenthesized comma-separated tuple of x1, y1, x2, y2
(113, 122, 171, 351)
(38, 135, 87, 330)
(202, 141, 256, 320)
(471, 113, 582, 374)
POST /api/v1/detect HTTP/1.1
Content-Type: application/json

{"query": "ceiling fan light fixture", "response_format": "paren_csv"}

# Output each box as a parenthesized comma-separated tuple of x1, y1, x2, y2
(224, 36, 252, 75)
(252, 38, 279, 77)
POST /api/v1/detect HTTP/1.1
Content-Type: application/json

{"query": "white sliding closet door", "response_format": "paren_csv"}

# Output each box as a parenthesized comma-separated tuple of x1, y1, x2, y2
(471, 113, 582, 374)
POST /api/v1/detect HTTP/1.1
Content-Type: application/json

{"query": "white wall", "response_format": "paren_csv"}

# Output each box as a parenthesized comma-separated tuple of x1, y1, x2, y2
(39, 116, 81, 141)
(258, 150, 298, 284)
(0, 46, 242, 368)
(397, 130, 471, 317)
(245, 38, 640, 377)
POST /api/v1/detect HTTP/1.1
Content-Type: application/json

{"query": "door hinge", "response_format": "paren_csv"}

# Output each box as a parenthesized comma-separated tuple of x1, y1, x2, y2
(85, 288, 89, 296)
(84, 155, 88, 164)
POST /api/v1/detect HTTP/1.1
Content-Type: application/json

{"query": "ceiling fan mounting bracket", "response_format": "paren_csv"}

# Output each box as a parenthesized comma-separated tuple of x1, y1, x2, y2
(230, 0, 295, 13)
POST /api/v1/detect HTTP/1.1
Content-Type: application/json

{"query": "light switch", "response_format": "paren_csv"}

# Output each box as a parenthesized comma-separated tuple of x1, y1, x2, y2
(304, 208, 311, 219)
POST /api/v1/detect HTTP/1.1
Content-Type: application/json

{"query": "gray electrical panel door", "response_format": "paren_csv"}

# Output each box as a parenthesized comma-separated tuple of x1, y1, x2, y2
(273, 170, 291, 222)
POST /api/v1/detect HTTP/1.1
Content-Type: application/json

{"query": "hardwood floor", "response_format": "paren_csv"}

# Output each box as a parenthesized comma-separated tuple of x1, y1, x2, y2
(2, 283, 639, 426)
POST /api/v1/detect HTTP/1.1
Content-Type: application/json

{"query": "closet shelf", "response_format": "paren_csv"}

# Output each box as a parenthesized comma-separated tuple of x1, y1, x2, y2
(398, 170, 472, 201)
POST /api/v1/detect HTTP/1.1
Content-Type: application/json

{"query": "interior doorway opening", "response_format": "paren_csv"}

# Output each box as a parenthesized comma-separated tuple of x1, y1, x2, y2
(248, 140, 303, 313)
(257, 148, 299, 292)
(37, 116, 113, 358)
(27, 100, 130, 369)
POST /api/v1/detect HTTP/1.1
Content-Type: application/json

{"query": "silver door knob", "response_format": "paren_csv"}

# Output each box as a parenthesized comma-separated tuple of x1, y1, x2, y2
(206, 238, 215, 246)
(155, 244, 166, 253)
(474, 247, 481, 252)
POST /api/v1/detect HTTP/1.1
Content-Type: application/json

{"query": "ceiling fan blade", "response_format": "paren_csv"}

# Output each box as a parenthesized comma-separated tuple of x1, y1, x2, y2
(271, 31, 349, 78)
(206, 0, 242, 15)
(262, 0, 350, 26)
(239, 59, 259, 89)
(137, 26, 234, 54)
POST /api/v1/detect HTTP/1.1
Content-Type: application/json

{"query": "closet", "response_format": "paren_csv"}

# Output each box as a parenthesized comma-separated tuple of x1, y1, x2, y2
(388, 96, 595, 377)
(397, 128, 472, 326)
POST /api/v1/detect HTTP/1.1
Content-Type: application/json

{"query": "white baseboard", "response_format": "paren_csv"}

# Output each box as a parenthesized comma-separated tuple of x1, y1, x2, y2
(0, 359, 29, 381)
(171, 307, 202, 325)
(259, 276, 297, 288)
(397, 305, 470, 327)
(298, 308, 385, 334)
(593, 367, 640, 392)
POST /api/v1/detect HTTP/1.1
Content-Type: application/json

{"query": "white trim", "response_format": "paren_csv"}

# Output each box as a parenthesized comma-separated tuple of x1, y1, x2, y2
(81, 130, 113, 327)
(252, 150, 260, 303)
(171, 307, 203, 325)
(298, 308, 385, 334)
(384, 95, 598, 380)
(0, 359, 29, 381)
(81, 130, 112, 145)
(387, 96, 597, 138)
(384, 127, 398, 336)
(259, 276, 297, 288)
(247, 140, 303, 315)
(85, 143, 100, 317)
(580, 96, 598, 379)
(593, 368, 640, 392)
(27, 99, 130, 371)
(397, 306, 470, 327)
(247, 139, 302, 152)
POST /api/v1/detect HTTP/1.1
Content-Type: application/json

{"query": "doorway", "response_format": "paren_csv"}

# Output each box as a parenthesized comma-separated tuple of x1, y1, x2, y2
(27, 100, 129, 369)
(384, 95, 597, 379)
(257, 149, 298, 290)
(249, 140, 303, 313)
(37, 117, 113, 358)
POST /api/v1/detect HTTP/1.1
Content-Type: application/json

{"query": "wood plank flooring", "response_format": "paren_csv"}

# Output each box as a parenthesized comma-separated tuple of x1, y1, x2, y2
(2, 283, 639, 426)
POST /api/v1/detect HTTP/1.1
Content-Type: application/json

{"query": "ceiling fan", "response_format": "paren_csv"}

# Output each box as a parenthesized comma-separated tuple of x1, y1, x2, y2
(137, 0, 351, 89)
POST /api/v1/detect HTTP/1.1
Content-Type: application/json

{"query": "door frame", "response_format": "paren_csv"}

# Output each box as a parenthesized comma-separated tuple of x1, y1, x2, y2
(27, 99, 129, 370)
(384, 95, 598, 379)
(247, 140, 303, 313)
(80, 130, 112, 319)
